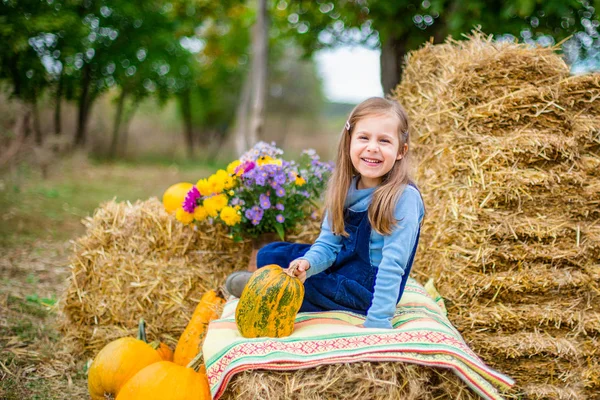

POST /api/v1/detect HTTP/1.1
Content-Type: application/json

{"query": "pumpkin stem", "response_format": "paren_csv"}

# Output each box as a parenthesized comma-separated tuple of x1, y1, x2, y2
(138, 318, 148, 343)
(186, 351, 204, 372)
(216, 286, 226, 300)
(149, 340, 160, 350)
(287, 260, 299, 276)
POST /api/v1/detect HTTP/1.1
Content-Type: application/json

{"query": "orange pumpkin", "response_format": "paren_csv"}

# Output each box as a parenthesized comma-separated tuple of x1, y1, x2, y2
(87, 337, 162, 400)
(150, 341, 174, 362)
(174, 289, 225, 366)
(115, 353, 211, 400)
(162, 182, 194, 213)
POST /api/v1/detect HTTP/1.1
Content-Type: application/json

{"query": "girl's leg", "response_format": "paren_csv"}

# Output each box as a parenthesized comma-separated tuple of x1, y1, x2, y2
(256, 242, 311, 269)
(227, 242, 311, 298)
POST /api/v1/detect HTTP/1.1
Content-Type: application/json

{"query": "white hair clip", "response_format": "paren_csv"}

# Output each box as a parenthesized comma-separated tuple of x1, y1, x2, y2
(345, 120, 351, 131)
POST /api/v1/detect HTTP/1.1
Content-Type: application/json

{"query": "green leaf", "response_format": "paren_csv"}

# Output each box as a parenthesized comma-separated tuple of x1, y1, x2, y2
(274, 223, 285, 241)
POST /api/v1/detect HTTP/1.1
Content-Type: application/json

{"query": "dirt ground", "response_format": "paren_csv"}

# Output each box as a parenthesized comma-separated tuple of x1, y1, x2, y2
(0, 154, 212, 399)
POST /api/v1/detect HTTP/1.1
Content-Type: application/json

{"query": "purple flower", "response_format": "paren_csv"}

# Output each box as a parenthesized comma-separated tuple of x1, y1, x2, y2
(243, 171, 256, 187)
(274, 173, 286, 185)
(276, 203, 284, 211)
(311, 211, 318, 220)
(275, 187, 286, 197)
(299, 190, 310, 198)
(182, 186, 201, 213)
(245, 205, 264, 226)
(255, 174, 266, 186)
(302, 148, 317, 158)
(259, 193, 271, 209)
(276, 214, 285, 223)
(262, 164, 278, 177)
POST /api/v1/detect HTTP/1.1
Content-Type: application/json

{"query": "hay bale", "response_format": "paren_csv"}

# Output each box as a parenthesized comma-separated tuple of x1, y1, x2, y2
(59, 198, 252, 354)
(221, 362, 480, 400)
(59, 197, 322, 355)
(59, 202, 493, 398)
(394, 32, 600, 399)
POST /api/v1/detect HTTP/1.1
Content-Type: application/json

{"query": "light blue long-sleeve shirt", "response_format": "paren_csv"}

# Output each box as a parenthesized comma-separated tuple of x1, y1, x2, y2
(299, 176, 424, 329)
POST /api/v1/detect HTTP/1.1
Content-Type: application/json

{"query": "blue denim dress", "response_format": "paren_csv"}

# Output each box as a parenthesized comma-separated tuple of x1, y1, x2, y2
(257, 208, 407, 315)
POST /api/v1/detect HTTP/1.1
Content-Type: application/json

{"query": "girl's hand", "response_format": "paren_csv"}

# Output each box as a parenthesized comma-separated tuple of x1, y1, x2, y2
(287, 259, 310, 283)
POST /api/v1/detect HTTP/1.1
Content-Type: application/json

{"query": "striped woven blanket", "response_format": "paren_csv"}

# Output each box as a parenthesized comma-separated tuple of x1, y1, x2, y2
(203, 277, 514, 400)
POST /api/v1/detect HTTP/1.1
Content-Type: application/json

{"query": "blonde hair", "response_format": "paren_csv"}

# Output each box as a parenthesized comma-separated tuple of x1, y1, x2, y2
(325, 97, 420, 236)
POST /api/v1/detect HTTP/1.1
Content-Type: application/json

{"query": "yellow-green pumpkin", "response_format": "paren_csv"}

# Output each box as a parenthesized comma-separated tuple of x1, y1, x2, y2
(235, 264, 304, 338)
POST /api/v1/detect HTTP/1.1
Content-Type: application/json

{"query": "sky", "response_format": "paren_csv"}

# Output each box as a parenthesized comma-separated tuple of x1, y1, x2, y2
(314, 45, 384, 104)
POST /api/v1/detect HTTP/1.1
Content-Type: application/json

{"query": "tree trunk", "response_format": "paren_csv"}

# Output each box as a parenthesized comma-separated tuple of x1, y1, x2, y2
(180, 89, 194, 159)
(54, 73, 63, 136)
(31, 94, 43, 145)
(248, 0, 269, 147)
(8, 55, 22, 97)
(22, 104, 32, 139)
(234, 71, 253, 156)
(120, 100, 138, 158)
(109, 88, 127, 159)
(0, 101, 28, 168)
(75, 64, 92, 147)
(380, 35, 408, 97)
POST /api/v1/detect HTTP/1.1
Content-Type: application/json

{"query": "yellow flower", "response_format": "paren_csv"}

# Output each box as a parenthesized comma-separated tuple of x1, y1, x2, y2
(193, 206, 208, 222)
(208, 170, 228, 194)
(223, 174, 236, 190)
(213, 193, 228, 209)
(203, 198, 218, 218)
(257, 155, 282, 167)
(227, 160, 241, 175)
(175, 208, 194, 225)
(196, 178, 211, 196)
(203, 194, 228, 217)
(220, 206, 241, 226)
(295, 175, 306, 186)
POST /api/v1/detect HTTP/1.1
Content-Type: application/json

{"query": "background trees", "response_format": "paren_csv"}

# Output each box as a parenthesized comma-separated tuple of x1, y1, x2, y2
(1, 0, 599, 160)
(276, 0, 600, 94)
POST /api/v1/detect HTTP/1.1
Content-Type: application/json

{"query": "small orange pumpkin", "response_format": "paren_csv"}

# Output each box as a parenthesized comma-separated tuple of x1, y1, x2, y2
(174, 289, 225, 367)
(115, 353, 211, 400)
(87, 337, 162, 400)
(150, 341, 174, 361)
(235, 264, 304, 338)
(88, 319, 174, 399)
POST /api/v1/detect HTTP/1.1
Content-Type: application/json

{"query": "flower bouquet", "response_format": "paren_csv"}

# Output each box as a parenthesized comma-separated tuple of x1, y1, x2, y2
(174, 142, 333, 241)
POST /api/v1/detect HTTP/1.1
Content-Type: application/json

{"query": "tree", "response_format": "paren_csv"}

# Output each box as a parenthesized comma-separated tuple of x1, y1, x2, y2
(274, 0, 600, 95)
(170, 1, 250, 159)
(0, 0, 63, 144)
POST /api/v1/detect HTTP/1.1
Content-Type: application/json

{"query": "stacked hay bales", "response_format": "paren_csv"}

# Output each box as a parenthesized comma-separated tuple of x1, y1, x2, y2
(60, 197, 322, 355)
(60, 198, 252, 354)
(394, 33, 600, 399)
(60, 203, 488, 397)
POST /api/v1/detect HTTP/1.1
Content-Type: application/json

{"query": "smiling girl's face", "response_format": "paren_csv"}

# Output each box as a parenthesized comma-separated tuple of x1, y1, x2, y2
(349, 113, 407, 189)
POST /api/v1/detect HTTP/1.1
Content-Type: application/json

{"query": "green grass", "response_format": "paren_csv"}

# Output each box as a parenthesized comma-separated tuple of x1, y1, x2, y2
(0, 155, 214, 246)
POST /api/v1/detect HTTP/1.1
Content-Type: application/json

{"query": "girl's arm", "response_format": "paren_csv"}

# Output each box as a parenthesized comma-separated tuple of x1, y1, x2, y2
(364, 186, 424, 329)
(297, 211, 343, 278)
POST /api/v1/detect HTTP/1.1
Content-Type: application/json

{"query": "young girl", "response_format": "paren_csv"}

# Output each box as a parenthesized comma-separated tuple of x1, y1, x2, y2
(226, 97, 424, 329)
